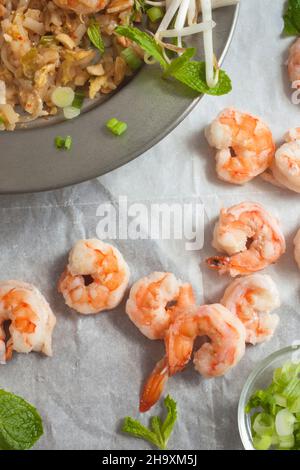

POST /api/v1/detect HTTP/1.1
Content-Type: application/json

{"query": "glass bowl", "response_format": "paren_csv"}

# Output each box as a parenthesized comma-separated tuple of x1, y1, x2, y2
(238, 345, 300, 450)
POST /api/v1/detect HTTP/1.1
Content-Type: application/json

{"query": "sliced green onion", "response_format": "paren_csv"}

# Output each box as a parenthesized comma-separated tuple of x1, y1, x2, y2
(275, 409, 296, 437)
(55, 135, 72, 150)
(0, 116, 5, 125)
(289, 396, 300, 413)
(106, 118, 127, 136)
(274, 394, 287, 408)
(253, 434, 272, 450)
(147, 6, 164, 23)
(63, 106, 80, 120)
(120, 48, 142, 71)
(55, 136, 65, 149)
(72, 91, 85, 110)
(51, 87, 75, 108)
(64, 135, 72, 150)
(278, 434, 295, 449)
(253, 413, 274, 437)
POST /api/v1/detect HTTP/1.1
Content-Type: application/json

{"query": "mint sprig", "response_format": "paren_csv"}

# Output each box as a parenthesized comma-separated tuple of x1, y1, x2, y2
(87, 20, 105, 54)
(115, 26, 232, 96)
(122, 395, 177, 449)
(0, 390, 43, 450)
(283, 0, 300, 36)
(115, 26, 167, 68)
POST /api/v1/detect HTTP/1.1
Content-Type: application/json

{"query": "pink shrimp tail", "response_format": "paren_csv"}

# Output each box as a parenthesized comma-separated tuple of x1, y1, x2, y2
(139, 357, 169, 413)
(206, 256, 230, 273)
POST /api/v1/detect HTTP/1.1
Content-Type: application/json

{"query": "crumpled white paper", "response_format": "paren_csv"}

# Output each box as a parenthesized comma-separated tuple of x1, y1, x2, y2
(1, 0, 300, 450)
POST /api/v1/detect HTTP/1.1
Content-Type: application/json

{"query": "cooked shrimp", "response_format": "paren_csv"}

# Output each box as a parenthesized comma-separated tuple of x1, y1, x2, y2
(126, 272, 195, 340)
(0, 281, 56, 364)
(293, 228, 300, 270)
(53, 0, 109, 14)
(262, 128, 300, 193)
(205, 108, 275, 185)
(288, 38, 300, 85)
(58, 239, 130, 314)
(165, 304, 246, 378)
(206, 202, 286, 277)
(139, 283, 197, 412)
(221, 274, 280, 345)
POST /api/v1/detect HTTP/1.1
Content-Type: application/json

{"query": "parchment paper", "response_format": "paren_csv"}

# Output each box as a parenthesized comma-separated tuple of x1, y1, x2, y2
(1, 0, 300, 450)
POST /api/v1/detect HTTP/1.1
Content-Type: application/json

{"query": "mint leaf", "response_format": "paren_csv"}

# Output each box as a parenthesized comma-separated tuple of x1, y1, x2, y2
(162, 48, 196, 78)
(283, 0, 300, 36)
(0, 390, 43, 450)
(160, 395, 177, 443)
(115, 26, 231, 96)
(115, 26, 167, 69)
(150, 416, 165, 449)
(122, 416, 162, 448)
(87, 20, 105, 54)
(122, 395, 178, 449)
(170, 61, 232, 96)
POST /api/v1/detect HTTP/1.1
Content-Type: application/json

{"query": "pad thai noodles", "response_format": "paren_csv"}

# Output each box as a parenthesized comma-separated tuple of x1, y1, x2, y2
(0, 0, 239, 131)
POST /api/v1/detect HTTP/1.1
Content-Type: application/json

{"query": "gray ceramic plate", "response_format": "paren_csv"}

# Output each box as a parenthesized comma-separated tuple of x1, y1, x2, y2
(0, 4, 239, 194)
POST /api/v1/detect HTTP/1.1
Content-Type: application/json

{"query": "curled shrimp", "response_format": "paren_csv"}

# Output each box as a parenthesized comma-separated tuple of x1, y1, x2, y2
(58, 239, 130, 314)
(221, 274, 280, 345)
(205, 108, 275, 185)
(294, 228, 300, 270)
(165, 304, 246, 378)
(53, 0, 109, 14)
(288, 38, 300, 85)
(125, 272, 195, 340)
(139, 283, 196, 412)
(206, 202, 286, 277)
(262, 129, 300, 193)
(0, 281, 56, 364)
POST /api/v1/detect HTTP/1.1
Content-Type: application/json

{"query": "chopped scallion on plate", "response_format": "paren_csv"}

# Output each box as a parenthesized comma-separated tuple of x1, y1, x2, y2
(55, 135, 73, 150)
(121, 48, 143, 71)
(106, 118, 127, 136)
(147, 6, 164, 23)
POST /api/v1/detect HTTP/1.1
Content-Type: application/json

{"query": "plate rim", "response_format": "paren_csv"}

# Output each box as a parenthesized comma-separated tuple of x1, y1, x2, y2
(1, 4, 240, 194)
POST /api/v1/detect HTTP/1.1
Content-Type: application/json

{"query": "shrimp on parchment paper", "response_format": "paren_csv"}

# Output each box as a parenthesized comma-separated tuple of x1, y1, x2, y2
(205, 108, 275, 185)
(262, 128, 300, 193)
(58, 238, 130, 314)
(139, 290, 246, 412)
(125, 272, 196, 340)
(206, 202, 286, 277)
(221, 274, 280, 345)
(0, 281, 56, 363)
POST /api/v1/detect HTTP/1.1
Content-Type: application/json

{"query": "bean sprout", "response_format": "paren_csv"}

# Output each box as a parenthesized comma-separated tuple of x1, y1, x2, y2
(151, 0, 239, 88)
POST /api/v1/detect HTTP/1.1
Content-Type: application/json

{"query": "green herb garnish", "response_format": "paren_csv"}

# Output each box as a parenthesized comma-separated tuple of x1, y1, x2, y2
(55, 135, 73, 150)
(87, 20, 105, 54)
(115, 26, 232, 96)
(72, 91, 85, 110)
(0, 389, 43, 450)
(106, 118, 127, 136)
(246, 361, 300, 450)
(283, 0, 300, 36)
(116, 26, 167, 68)
(121, 47, 143, 71)
(147, 6, 164, 23)
(122, 395, 177, 449)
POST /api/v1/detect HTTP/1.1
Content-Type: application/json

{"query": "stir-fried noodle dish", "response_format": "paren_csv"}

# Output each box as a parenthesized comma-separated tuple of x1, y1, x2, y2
(0, 0, 238, 131)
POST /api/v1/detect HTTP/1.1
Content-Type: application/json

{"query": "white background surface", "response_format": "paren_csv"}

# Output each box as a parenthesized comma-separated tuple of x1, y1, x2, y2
(1, 0, 300, 450)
